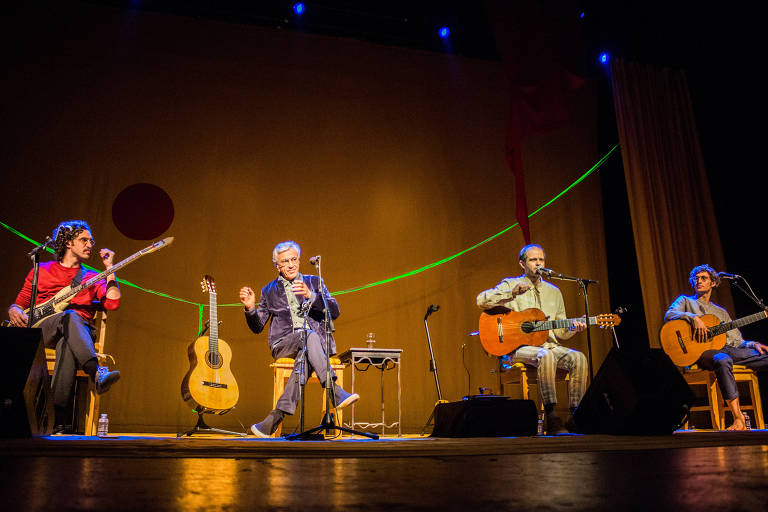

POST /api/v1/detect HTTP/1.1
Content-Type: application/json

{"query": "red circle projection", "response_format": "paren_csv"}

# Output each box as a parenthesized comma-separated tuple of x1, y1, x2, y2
(112, 183, 174, 240)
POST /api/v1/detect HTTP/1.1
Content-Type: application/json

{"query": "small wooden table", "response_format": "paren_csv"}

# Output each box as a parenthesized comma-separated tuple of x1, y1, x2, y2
(337, 347, 402, 436)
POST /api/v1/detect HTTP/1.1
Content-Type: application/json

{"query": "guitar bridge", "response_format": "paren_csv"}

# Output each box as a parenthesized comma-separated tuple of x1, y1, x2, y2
(496, 317, 504, 344)
(202, 381, 228, 389)
(675, 330, 688, 354)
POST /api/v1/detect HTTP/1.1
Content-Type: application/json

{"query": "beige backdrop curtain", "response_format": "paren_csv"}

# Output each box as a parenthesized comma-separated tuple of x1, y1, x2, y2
(1, 4, 609, 432)
(610, 58, 731, 347)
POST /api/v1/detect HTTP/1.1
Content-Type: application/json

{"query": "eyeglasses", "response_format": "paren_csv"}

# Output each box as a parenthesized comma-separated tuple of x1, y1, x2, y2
(75, 236, 95, 246)
(277, 256, 299, 267)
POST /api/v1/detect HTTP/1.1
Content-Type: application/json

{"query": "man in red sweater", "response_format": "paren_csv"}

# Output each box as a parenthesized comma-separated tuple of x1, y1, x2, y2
(8, 220, 121, 431)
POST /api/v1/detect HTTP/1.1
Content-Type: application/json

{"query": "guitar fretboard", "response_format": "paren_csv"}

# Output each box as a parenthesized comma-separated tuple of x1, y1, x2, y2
(532, 316, 603, 332)
(208, 290, 219, 355)
(50, 239, 169, 307)
(707, 311, 767, 338)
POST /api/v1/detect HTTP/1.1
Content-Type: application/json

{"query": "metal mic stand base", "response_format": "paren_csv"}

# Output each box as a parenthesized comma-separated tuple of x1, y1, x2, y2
(285, 410, 379, 440)
(177, 411, 247, 437)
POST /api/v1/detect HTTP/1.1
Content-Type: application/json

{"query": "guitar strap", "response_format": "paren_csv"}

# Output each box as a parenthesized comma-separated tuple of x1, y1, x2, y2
(70, 265, 87, 288)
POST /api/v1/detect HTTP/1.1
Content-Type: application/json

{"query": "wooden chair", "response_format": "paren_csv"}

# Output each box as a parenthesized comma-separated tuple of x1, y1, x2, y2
(498, 360, 569, 414)
(682, 365, 765, 430)
(44, 310, 110, 435)
(270, 356, 346, 437)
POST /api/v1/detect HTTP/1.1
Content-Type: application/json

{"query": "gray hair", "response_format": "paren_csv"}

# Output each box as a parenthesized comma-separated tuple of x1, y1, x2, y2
(272, 240, 301, 264)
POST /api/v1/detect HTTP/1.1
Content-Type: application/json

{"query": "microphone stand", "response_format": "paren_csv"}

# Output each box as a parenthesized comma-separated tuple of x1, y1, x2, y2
(26, 236, 53, 327)
(421, 305, 445, 435)
(295, 300, 311, 435)
(541, 269, 599, 380)
(727, 276, 768, 311)
(286, 257, 378, 441)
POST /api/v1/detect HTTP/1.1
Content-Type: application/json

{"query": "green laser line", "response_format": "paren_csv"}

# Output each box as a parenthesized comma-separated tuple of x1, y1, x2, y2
(332, 143, 619, 295)
(2, 144, 619, 305)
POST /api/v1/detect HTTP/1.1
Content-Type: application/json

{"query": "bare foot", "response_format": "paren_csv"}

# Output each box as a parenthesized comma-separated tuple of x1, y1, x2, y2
(726, 414, 747, 431)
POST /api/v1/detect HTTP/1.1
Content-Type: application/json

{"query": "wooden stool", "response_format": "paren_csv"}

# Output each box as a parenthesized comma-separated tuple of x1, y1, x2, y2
(682, 365, 765, 430)
(44, 311, 111, 435)
(271, 356, 345, 437)
(498, 361, 569, 414)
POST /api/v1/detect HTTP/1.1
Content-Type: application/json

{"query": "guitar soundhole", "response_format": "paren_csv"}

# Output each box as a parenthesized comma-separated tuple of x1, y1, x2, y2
(520, 322, 534, 334)
(206, 351, 223, 369)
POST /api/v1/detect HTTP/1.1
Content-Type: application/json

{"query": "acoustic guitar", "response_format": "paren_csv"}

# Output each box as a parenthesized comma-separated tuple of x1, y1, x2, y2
(181, 275, 239, 414)
(25, 237, 174, 327)
(478, 307, 621, 357)
(659, 311, 768, 367)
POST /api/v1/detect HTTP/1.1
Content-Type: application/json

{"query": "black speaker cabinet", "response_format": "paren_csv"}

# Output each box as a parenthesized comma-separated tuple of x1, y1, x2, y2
(431, 396, 538, 437)
(0, 327, 54, 437)
(574, 348, 695, 435)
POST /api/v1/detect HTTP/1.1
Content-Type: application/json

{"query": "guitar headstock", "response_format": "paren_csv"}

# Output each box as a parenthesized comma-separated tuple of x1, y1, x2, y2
(596, 314, 621, 328)
(201, 275, 217, 294)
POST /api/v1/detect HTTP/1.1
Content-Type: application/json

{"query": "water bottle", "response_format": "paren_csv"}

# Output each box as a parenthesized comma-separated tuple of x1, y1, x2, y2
(744, 412, 752, 430)
(537, 412, 544, 435)
(97, 413, 109, 437)
(366, 332, 376, 349)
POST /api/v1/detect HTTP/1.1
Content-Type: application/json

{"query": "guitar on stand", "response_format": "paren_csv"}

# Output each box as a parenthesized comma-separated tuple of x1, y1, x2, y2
(179, 275, 244, 437)
(478, 308, 621, 357)
(660, 311, 768, 367)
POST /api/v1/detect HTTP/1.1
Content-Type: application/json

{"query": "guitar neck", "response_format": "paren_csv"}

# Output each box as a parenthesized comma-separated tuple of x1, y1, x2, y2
(208, 291, 218, 353)
(533, 316, 601, 332)
(51, 238, 171, 307)
(708, 311, 767, 338)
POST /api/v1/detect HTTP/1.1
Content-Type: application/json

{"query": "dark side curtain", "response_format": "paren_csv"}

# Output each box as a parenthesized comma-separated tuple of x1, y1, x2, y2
(610, 58, 732, 347)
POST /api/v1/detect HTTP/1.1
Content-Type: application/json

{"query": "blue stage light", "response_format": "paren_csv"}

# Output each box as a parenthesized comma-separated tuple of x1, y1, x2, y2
(293, 3, 305, 15)
(599, 52, 609, 64)
(439, 27, 450, 38)
(580, 12, 585, 19)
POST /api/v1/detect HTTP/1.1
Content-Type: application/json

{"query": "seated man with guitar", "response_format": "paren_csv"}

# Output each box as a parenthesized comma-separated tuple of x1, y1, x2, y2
(476, 243, 587, 434)
(663, 264, 768, 430)
(239, 240, 359, 437)
(7, 220, 121, 432)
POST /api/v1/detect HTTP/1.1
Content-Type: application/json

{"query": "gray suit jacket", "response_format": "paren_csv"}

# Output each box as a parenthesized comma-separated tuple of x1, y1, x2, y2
(245, 274, 340, 355)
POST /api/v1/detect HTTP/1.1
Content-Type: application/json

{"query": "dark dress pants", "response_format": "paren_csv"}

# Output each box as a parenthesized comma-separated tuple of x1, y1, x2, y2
(39, 310, 98, 408)
(272, 329, 336, 415)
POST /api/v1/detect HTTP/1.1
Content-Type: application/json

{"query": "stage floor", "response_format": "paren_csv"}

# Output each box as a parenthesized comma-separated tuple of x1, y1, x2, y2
(3, 430, 768, 511)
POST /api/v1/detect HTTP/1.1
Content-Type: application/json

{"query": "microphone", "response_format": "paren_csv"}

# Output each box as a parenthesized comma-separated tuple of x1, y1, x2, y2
(717, 272, 741, 280)
(300, 299, 312, 314)
(425, 304, 440, 319)
(28, 236, 53, 258)
(309, 255, 321, 266)
(536, 265, 556, 277)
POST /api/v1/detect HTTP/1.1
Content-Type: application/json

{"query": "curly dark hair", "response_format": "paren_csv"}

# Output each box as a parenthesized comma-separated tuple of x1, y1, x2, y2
(689, 264, 720, 289)
(51, 220, 92, 261)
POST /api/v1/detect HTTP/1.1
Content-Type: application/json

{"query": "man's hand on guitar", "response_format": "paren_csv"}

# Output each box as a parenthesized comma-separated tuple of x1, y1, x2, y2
(239, 286, 256, 311)
(570, 317, 587, 333)
(693, 316, 708, 341)
(754, 342, 768, 355)
(8, 304, 28, 327)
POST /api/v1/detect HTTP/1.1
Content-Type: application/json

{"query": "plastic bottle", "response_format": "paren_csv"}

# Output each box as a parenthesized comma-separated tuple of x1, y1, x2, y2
(97, 413, 109, 437)
(537, 412, 544, 435)
(744, 412, 752, 430)
(366, 332, 376, 349)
